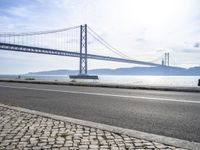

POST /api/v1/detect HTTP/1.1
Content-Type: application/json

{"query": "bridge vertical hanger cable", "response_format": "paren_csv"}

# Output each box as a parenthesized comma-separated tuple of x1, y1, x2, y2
(87, 26, 132, 59)
(0, 24, 162, 72)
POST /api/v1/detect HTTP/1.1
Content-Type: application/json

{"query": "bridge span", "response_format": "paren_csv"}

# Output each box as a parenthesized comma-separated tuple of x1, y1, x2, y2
(0, 24, 162, 78)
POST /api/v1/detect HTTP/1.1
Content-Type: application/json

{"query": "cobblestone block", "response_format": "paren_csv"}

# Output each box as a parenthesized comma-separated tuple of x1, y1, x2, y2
(0, 106, 188, 150)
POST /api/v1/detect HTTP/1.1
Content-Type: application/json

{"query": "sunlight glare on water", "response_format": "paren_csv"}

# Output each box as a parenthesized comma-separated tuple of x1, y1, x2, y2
(0, 75, 199, 87)
(99, 75, 200, 87)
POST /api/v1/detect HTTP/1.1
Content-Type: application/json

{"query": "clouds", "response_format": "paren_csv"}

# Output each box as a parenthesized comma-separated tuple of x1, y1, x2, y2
(0, 0, 200, 73)
(5, 6, 31, 18)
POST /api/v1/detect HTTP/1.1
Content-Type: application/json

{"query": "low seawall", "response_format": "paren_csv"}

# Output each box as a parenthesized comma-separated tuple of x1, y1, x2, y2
(0, 79, 200, 93)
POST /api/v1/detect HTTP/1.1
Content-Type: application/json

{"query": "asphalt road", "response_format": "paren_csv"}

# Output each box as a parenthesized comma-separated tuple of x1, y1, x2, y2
(0, 82, 200, 142)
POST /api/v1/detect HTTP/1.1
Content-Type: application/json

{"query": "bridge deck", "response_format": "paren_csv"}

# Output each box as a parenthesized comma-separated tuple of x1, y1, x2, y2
(0, 42, 161, 66)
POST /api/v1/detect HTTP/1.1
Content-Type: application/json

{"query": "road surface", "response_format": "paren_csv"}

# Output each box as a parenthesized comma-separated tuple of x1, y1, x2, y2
(0, 81, 199, 142)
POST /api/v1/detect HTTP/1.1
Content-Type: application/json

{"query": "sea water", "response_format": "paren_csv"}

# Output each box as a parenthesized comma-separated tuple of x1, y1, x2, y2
(0, 75, 199, 87)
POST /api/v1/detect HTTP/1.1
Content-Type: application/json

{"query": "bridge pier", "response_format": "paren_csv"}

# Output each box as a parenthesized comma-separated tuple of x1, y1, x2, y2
(70, 24, 98, 80)
(69, 75, 98, 79)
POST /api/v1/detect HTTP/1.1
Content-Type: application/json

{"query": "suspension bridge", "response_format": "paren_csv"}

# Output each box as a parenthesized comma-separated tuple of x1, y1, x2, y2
(0, 24, 163, 79)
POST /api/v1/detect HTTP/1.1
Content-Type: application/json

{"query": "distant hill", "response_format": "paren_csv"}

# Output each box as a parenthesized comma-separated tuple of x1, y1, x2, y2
(28, 66, 200, 76)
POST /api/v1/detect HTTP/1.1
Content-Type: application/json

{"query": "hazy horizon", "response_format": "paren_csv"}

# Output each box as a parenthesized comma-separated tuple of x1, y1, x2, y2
(0, 0, 200, 74)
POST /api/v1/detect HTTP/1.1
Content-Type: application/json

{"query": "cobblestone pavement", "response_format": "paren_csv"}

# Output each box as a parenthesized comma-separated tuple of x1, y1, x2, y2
(0, 106, 187, 150)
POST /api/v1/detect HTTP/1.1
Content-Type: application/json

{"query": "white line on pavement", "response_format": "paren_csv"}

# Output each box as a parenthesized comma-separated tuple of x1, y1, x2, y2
(0, 84, 199, 104)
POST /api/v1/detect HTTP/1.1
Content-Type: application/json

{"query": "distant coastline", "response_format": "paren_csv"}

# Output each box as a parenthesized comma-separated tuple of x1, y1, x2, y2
(27, 66, 200, 76)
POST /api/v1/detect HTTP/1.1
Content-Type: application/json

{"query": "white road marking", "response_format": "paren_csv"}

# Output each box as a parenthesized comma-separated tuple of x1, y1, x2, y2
(0, 84, 199, 104)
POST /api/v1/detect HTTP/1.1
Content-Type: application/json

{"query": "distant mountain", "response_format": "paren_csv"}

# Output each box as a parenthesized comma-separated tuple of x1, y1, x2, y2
(28, 69, 78, 75)
(27, 66, 200, 76)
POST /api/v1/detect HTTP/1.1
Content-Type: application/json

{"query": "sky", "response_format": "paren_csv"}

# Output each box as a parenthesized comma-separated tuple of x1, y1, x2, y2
(0, 0, 200, 74)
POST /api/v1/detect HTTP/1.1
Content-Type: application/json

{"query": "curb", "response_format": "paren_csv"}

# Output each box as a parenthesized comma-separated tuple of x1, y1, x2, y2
(0, 79, 200, 93)
(0, 103, 199, 150)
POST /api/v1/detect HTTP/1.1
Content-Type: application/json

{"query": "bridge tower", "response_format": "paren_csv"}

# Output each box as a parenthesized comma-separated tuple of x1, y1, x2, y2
(79, 24, 88, 75)
(69, 24, 98, 79)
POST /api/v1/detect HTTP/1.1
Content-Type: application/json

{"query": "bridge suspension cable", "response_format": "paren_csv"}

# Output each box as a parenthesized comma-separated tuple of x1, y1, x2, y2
(0, 25, 79, 37)
(87, 26, 132, 59)
(0, 25, 163, 65)
(148, 55, 163, 63)
(0, 25, 80, 52)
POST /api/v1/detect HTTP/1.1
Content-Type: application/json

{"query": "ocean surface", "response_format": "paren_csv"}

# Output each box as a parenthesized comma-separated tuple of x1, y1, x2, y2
(0, 75, 200, 87)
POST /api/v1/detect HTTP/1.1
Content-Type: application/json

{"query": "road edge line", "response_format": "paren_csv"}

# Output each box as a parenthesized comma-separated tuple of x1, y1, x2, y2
(0, 103, 199, 150)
